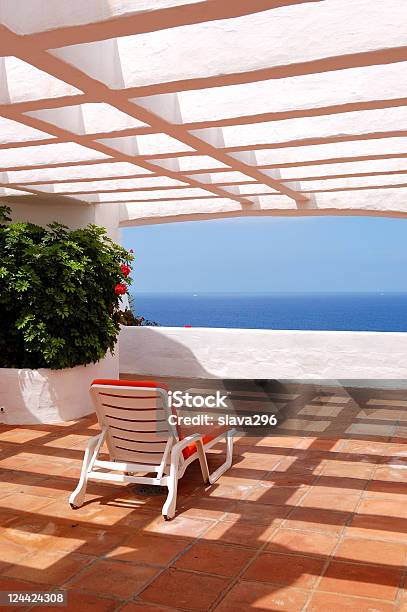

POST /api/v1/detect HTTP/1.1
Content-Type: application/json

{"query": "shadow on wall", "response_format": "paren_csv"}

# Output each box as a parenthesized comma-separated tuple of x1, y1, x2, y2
(120, 326, 213, 378)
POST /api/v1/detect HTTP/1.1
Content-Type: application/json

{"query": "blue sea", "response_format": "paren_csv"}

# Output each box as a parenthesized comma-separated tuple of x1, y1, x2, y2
(131, 292, 407, 332)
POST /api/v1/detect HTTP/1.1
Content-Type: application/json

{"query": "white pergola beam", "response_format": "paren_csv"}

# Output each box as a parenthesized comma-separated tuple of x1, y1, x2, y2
(2, 1, 304, 43)
(120, 187, 407, 226)
(3, 109, 251, 206)
(0, 65, 254, 208)
(143, 62, 407, 126)
(0, 25, 306, 203)
(0, 1, 406, 222)
(47, 1, 407, 93)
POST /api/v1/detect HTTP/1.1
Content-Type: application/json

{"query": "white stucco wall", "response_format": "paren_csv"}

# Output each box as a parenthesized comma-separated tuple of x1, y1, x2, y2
(119, 326, 407, 380)
(7, 199, 120, 240)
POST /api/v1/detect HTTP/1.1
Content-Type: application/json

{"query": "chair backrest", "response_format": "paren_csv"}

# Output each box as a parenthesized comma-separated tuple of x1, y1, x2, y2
(90, 380, 177, 468)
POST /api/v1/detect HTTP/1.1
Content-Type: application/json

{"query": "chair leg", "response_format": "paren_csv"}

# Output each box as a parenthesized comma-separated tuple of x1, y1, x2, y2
(162, 454, 179, 520)
(161, 433, 213, 520)
(69, 432, 104, 509)
(208, 430, 234, 484)
(196, 438, 210, 484)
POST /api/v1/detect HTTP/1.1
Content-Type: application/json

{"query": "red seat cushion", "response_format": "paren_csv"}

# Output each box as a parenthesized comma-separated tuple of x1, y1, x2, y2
(92, 379, 169, 390)
(181, 434, 215, 459)
(91, 379, 215, 459)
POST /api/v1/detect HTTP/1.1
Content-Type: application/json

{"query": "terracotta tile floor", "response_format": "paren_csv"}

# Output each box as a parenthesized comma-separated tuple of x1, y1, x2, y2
(0, 381, 406, 610)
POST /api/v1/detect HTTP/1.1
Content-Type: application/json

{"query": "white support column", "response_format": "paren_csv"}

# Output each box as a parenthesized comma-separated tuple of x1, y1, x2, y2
(97, 135, 140, 157)
(53, 37, 125, 89)
(94, 202, 121, 242)
(135, 92, 184, 124)
(0, 57, 10, 104)
(27, 103, 86, 134)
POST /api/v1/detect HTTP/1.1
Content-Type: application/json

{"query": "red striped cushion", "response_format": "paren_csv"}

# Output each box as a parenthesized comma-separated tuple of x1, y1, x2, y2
(92, 378, 169, 390)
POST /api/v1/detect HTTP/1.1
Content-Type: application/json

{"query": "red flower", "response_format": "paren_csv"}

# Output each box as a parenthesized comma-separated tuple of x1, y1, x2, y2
(120, 263, 131, 277)
(114, 283, 127, 296)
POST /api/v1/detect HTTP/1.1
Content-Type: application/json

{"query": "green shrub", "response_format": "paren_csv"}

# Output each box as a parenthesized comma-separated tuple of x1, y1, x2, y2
(119, 308, 159, 327)
(0, 205, 133, 369)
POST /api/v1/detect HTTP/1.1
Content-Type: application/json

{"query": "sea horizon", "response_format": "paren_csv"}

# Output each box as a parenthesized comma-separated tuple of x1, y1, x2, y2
(130, 291, 407, 332)
(134, 290, 407, 295)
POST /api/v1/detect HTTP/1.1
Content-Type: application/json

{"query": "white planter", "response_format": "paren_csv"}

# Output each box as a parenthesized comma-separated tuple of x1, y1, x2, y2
(0, 351, 119, 424)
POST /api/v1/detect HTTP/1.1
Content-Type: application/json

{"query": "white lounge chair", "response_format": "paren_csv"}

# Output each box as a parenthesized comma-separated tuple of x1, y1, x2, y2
(69, 379, 235, 520)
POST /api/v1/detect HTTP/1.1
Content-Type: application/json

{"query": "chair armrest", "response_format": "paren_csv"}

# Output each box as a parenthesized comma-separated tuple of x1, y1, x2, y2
(171, 433, 202, 455)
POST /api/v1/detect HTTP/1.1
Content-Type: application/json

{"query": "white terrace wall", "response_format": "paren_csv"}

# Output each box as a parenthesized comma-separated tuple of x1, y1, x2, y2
(120, 326, 407, 381)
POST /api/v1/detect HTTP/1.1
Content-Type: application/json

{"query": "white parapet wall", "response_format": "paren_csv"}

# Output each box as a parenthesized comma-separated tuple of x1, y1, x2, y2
(120, 326, 407, 380)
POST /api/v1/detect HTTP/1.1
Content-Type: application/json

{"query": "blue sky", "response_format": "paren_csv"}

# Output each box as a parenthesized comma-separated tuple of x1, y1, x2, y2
(122, 216, 407, 293)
